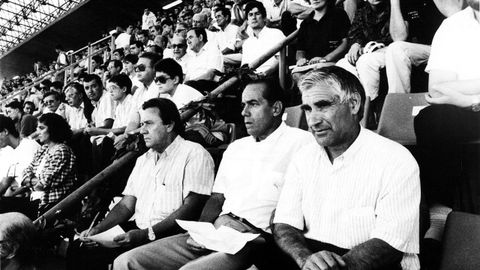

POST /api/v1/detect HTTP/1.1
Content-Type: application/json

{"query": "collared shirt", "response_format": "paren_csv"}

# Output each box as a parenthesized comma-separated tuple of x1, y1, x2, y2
(261, 0, 287, 22)
(22, 143, 77, 209)
(115, 33, 131, 49)
(274, 128, 420, 269)
(216, 23, 240, 51)
(112, 94, 137, 128)
(241, 27, 285, 73)
(185, 44, 224, 81)
(65, 103, 88, 130)
(159, 84, 203, 110)
(142, 12, 156, 30)
(213, 123, 314, 232)
(426, 7, 480, 80)
(123, 136, 215, 229)
(3, 138, 40, 186)
(91, 91, 116, 127)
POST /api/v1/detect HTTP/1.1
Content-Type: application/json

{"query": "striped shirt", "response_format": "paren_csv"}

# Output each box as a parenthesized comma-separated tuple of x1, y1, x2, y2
(123, 136, 215, 229)
(213, 123, 315, 232)
(274, 128, 421, 269)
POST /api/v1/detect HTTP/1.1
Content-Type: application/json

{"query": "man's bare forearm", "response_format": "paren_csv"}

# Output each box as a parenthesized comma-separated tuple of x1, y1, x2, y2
(273, 223, 312, 268)
(342, 238, 403, 270)
(198, 192, 225, 223)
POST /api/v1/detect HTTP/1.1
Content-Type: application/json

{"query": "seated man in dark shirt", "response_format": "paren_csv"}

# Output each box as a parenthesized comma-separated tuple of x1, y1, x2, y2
(4, 101, 37, 138)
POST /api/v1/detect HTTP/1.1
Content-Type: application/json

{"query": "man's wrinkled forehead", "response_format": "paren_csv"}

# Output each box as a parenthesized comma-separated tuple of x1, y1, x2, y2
(301, 83, 340, 104)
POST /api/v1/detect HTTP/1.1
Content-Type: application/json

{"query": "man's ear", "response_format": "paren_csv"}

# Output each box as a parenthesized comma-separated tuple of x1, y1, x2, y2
(272, 100, 283, 117)
(166, 122, 175, 133)
(173, 76, 180, 85)
(349, 92, 362, 115)
(1, 242, 19, 260)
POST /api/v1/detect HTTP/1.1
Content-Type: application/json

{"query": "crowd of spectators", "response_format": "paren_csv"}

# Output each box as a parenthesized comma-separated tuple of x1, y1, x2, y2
(0, 0, 479, 269)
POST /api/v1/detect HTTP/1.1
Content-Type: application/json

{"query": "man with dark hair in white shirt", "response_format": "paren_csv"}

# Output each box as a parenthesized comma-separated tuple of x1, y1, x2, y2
(273, 66, 421, 270)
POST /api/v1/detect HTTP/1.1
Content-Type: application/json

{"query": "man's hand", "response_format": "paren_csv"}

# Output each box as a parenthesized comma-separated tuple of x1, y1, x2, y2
(346, 43, 363, 65)
(302, 251, 346, 270)
(309, 57, 327, 64)
(186, 236, 209, 254)
(113, 229, 148, 247)
(297, 58, 308, 66)
(114, 133, 128, 149)
(79, 227, 101, 248)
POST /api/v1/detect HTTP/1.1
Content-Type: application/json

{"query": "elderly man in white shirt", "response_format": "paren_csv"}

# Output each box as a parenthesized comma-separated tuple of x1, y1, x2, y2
(273, 66, 421, 270)
(64, 82, 91, 134)
(241, 1, 286, 78)
(113, 78, 314, 270)
(68, 98, 215, 270)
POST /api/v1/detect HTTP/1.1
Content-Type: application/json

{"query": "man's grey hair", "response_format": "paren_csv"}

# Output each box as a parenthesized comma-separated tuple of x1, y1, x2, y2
(298, 66, 366, 120)
(0, 212, 39, 266)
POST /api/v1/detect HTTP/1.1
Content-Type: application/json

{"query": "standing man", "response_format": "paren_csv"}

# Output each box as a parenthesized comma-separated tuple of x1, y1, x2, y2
(113, 79, 315, 270)
(273, 67, 420, 269)
(142, 9, 157, 30)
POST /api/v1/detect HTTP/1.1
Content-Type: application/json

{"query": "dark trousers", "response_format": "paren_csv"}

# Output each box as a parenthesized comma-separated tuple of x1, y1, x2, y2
(414, 105, 480, 209)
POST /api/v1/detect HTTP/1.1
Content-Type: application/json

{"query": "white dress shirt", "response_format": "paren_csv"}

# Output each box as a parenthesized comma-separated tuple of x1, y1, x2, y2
(91, 91, 116, 127)
(123, 136, 215, 229)
(65, 103, 88, 130)
(241, 26, 285, 73)
(160, 84, 203, 110)
(112, 94, 136, 128)
(274, 128, 421, 269)
(185, 44, 224, 81)
(213, 123, 315, 232)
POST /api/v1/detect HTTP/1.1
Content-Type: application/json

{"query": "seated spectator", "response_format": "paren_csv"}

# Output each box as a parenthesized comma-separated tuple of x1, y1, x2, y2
(136, 30, 151, 47)
(50, 81, 64, 94)
(107, 60, 123, 78)
(129, 41, 144, 56)
(192, 13, 218, 46)
(168, 35, 191, 74)
(22, 113, 77, 215)
(22, 101, 35, 115)
(184, 27, 224, 83)
(261, 0, 288, 28)
(214, 6, 240, 54)
(39, 79, 52, 94)
(336, 0, 392, 100)
(0, 115, 40, 196)
(83, 74, 116, 132)
(64, 82, 94, 134)
(179, 9, 194, 27)
(156, 58, 203, 109)
(414, 0, 480, 261)
(42, 91, 68, 118)
(295, 0, 350, 67)
(91, 55, 104, 71)
(173, 22, 189, 38)
(68, 98, 214, 270)
(241, 1, 286, 78)
(273, 67, 420, 269)
(0, 212, 40, 270)
(385, 0, 462, 94)
(112, 48, 125, 61)
(4, 101, 37, 138)
(145, 44, 164, 57)
(160, 19, 175, 38)
(113, 78, 314, 270)
(122, 54, 142, 94)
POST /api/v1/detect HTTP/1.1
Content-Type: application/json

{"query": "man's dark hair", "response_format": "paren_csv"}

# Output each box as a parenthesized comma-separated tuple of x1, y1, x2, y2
(50, 81, 63, 91)
(244, 1, 267, 18)
(43, 91, 61, 101)
(40, 79, 52, 88)
(64, 82, 94, 123)
(189, 27, 208, 43)
(160, 19, 174, 29)
(92, 55, 103, 65)
(5, 100, 23, 111)
(148, 44, 164, 55)
(139, 51, 162, 68)
(138, 30, 150, 38)
(83, 74, 103, 88)
(0, 115, 19, 138)
(216, 6, 231, 21)
(247, 78, 286, 114)
(55, 44, 64, 51)
(23, 101, 36, 111)
(109, 59, 123, 69)
(38, 113, 72, 143)
(124, 54, 138, 64)
(113, 48, 125, 58)
(108, 74, 133, 95)
(142, 98, 185, 137)
(154, 58, 184, 83)
(131, 40, 145, 50)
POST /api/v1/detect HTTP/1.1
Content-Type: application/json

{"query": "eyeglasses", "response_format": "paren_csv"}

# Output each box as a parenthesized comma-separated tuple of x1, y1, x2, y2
(154, 75, 171, 84)
(172, 44, 186, 49)
(135, 64, 146, 72)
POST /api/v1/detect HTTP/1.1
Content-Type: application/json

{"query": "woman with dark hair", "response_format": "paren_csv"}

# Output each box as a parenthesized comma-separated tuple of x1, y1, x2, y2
(22, 113, 77, 214)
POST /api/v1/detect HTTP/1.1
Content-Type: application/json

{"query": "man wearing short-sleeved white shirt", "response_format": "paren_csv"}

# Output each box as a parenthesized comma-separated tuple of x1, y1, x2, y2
(69, 98, 215, 270)
(273, 67, 421, 270)
(83, 74, 116, 130)
(241, 1, 285, 77)
(113, 79, 314, 270)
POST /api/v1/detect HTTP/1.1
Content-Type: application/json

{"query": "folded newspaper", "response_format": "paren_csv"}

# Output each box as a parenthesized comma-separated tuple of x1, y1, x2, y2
(176, 220, 260, 255)
(289, 62, 335, 73)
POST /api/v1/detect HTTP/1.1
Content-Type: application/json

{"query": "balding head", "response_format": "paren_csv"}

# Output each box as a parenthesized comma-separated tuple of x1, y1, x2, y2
(0, 212, 38, 267)
(433, 0, 467, 17)
(192, 13, 208, 28)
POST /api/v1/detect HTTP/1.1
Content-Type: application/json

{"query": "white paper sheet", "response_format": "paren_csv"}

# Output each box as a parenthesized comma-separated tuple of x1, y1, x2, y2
(412, 105, 429, 116)
(85, 225, 125, 248)
(176, 220, 260, 255)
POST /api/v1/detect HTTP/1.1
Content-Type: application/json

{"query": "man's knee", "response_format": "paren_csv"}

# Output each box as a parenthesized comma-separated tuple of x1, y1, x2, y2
(113, 249, 139, 270)
(387, 41, 409, 56)
(356, 53, 383, 72)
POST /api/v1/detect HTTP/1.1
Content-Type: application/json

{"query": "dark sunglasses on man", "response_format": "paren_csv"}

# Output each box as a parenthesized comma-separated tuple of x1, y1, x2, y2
(134, 64, 146, 72)
(154, 75, 170, 84)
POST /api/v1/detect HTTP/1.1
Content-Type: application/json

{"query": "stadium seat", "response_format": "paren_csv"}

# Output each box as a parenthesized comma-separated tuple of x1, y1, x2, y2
(438, 211, 480, 270)
(284, 105, 308, 131)
(376, 93, 428, 145)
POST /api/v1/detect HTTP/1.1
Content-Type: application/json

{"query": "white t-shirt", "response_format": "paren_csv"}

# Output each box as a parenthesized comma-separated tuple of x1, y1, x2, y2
(92, 91, 116, 127)
(8, 139, 40, 186)
(426, 7, 480, 80)
(242, 27, 285, 73)
(113, 94, 137, 128)
(115, 33, 132, 49)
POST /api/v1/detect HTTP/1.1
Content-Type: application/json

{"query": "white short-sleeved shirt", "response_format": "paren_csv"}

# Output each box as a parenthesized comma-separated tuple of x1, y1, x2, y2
(274, 128, 421, 269)
(112, 94, 137, 129)
(160, 84, 204, 110)
(115, 33, 131, 49)
(213, 123, 315, 232)
(185, 44, 224, 81)
(91, 91, 116, 127)
(425, 7, 480, 80)
(8, 138, 40, 186)
(65, 103, 88, 130)
(123, 136, 215, 229)
(217, 24, 240, 51)
(241, 27, 285, 73)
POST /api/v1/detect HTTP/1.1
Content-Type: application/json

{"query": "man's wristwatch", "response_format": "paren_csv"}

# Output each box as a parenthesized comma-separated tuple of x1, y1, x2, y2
(147, 226, 156, 241)
(471, 95, 480, 112)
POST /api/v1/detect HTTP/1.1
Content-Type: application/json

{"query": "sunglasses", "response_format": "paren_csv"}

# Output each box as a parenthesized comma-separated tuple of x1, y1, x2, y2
(154, 76, 171, 84)
(172, 44, 186, 49)
(135, 64, 146, 72)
